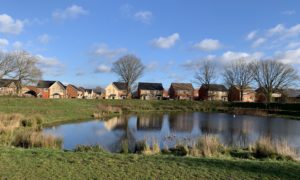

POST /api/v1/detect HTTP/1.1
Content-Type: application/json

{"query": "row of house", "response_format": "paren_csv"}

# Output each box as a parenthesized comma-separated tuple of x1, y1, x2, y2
(105, 82, 300, 102)
(1, 78, 300, 102)
(0, 79, 100, 99)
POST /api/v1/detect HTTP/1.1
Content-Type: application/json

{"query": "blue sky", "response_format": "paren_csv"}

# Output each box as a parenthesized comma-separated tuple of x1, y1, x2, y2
(1, 0, 300, 88)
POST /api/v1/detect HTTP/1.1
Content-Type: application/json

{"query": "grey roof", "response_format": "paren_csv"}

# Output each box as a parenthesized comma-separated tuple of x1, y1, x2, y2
(37, 80, 65, 89)
(138, 82, 164, 91)
(284, 89, 300, 98)
(201, 84, 227, 91)
(112, 82, 127, 90)
(170, 83, 194, 91)
(0, 79, 18, 87)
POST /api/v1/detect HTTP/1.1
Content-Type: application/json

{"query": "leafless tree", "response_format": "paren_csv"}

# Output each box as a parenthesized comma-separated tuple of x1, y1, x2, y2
(10, 51, 42, 93)
(251, 59, 299, 103)
(111, 54, 145, 96)
(194, 60, 216, 86)
(223, 59, 253, 101)
(0, 51, 16, 78)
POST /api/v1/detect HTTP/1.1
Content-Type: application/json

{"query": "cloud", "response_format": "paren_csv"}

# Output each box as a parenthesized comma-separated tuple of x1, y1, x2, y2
(275, 48, 300, 64)
(246, 31, 257, 40)
(120, 4, 134, 17)
(38, 34, 51, 44)
(94, 64, 111, 73)
(12, 41, 23, 49)
(267, 24, 300, 37)
(75, 71, 85, 76)
(52, 5, 88, 20)
(0, 38, 9, 47)
(36, 54, 65, 76)
(193, 39, 222, 51)
(252, 38, 266, 48)
(282, 10, 296, 15)
(151, 33, 180, 49)
(287, 42, 300, 49)
(0, 14, 24, 35)
(134, 11, 153, 24)
(91, 44, 127, 59)
(145, 61, 159, 72)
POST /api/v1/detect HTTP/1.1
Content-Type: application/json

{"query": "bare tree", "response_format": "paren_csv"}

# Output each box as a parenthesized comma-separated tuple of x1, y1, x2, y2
(0, 51, 16, 78)
(10, 51, 42, 93)
(111, 54, 145, 96)
(194, 60, 216, 85)
(251, 59, 299, 103)
(223, 59, 253, 101)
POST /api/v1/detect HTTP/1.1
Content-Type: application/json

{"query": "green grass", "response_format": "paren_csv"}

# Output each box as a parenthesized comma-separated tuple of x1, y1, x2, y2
(0, 147, 299, 179)
(0, 97, 225, 125)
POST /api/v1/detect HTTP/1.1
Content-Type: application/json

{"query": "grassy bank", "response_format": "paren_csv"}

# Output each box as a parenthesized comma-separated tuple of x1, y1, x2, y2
(0, 97, 225, 125)
(0, 147, 299, 179)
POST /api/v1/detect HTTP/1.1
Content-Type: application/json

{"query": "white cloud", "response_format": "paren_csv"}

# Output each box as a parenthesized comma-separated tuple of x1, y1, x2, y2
(287, 42, 300, 49)
(91, 44, 127, 58)
(252, 38, 266, 48)
(151, 33, 180, 49)
(0, 14, 24, 35)
(146, 61, 159, 71)
(94, 64, 111, 73)
(267, 24, 300, 37)
(12, 41, 23, 49)
(0, 38, 9, 47)
(246, 31, 257, 40)
(38, 34, 51, 44)
(275, 48, 300, 64)
(52, 5, 88, 20)
(193, 39, 222, 51)
(36, 54, 65, 76)
(134, 11, 153, 24)
(282, 10, 296, 15)
(267, 24, 286, 36)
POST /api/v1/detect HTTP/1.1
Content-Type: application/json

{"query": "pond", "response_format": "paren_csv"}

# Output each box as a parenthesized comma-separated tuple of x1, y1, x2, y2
(43, 112, 300, 155)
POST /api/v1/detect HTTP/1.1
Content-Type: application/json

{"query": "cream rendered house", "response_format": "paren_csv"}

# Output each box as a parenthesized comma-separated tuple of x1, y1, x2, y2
(37, 80, 66, 99)
(0, 79, 18, 96)
(105, 82, 128, 99)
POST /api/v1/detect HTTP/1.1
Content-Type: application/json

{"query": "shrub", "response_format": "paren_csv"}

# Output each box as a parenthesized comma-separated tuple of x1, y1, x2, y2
(74, 145, 106, 152)
(0, 113, 22, 133)
(135, 140, 147, 153)
(196, 134, 224, 157)
(152, 140, 160, 154)
(170, 145, 189, 156)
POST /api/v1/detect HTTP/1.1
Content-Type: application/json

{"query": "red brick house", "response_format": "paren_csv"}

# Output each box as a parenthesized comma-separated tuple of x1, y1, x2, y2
(169, 83, 194, 100)
(228, 86, 255, 102)
(66, 84, 83, 98)
(199, 84, 228, 101)
(37, 80, 66, 99)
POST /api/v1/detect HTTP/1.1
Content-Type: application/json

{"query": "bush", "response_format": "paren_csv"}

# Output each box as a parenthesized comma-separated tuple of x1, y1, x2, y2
(120, 139, 129, 153)
(74, 145, 106, 152)
(170, 145, 189, 156)
(196, 134, 224, 157)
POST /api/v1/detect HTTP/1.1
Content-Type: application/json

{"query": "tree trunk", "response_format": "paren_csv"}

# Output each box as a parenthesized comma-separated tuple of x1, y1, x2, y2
(240, 89, 244, 102)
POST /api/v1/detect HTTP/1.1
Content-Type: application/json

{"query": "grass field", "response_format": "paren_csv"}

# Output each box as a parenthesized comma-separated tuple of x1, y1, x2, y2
(0, 97, 225, 125)
(0, 147, 299, 179)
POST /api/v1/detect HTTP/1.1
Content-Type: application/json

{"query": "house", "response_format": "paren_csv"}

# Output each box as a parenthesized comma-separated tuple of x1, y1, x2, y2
(22, 86, 39, 97)
(199, 84, 228, 101)
(255, 87, 282, 103)
(282, 89, 300, 103)
(228, 86, 256, 102)
(66, 84, 83, 98)
(169, 83, 194, 100)
(138, 82, 164, 100)
(84, 89, 95, 99)
(194, 88, 199, 100)
(36, 80, 66, 99)
(0, 79, 18, 96)
(105, 82, 128, 99)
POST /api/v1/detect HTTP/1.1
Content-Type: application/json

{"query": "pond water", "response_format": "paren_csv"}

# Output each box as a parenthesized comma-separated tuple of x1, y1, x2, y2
(43, 112, 300, 154)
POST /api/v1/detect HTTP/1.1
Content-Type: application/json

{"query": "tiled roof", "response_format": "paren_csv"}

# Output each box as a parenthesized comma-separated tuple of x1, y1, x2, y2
(201, 84, 227, 91)
(112, 82, 127, 90)
(170, 83, 194, 90)
(0, 79, 18, 87)
(138, 82, 164, 90)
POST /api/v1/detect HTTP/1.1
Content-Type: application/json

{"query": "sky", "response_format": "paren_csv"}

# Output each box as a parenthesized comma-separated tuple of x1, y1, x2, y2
(1, 0, 300, 88)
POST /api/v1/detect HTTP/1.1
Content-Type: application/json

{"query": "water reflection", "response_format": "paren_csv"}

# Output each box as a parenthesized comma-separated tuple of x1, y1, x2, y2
(43, 112, 300, 155)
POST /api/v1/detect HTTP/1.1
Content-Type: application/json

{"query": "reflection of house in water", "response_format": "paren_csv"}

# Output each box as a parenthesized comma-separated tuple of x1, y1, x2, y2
(137, 115, 163, 130)
(169, 114, 193, 132)
(104, 116, 127, 131)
